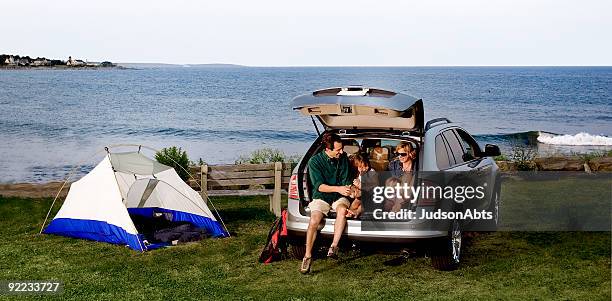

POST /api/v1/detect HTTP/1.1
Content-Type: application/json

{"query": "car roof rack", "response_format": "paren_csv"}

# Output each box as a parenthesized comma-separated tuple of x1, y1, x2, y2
(424, 118, 451, 131)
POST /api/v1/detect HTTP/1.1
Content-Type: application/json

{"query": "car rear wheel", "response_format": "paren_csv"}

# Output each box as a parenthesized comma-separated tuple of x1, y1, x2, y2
(430, 218, 462, 271)
(484, 189, 500, 231)
(288, 237, 306, 259)
(491, 190, 500, 227)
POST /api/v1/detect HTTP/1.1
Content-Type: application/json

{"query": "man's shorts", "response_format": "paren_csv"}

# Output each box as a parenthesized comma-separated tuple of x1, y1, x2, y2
(308, 197, 350, 216)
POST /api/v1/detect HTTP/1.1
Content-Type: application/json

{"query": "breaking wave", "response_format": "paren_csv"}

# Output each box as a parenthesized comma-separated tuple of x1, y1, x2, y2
(537, 132, 612, 146)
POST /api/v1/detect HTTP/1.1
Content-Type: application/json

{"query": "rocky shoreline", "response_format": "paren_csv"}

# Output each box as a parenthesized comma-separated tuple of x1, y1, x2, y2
(0, 182, 70, 199)
(497, 155, 612, 172)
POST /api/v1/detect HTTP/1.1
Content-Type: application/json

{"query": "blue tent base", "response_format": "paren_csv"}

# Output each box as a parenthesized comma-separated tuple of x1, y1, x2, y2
(44, 208, 228, 251)
(44, 218, 146, 251)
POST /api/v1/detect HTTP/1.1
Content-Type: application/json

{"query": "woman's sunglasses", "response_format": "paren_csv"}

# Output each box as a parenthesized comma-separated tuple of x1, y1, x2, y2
(397, 152, 409, 157)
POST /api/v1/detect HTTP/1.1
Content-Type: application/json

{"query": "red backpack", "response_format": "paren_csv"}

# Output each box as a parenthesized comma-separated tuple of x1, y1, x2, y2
(259, 209, 288, 264)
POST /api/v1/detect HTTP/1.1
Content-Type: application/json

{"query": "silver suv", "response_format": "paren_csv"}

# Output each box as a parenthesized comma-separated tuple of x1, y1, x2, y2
(285, 86, 502, 270)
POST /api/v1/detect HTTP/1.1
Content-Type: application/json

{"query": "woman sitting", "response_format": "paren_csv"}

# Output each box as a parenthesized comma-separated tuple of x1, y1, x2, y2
(389, 141, 416, 179)
(386, 142, 417, 211)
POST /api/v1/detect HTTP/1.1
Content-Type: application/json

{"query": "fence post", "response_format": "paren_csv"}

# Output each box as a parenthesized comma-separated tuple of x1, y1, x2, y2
(272, 162, 282, 217)
(200, 164, 208, 203)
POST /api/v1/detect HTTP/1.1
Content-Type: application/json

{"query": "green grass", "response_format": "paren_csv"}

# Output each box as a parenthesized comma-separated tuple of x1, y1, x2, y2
(500, 174, 611, 230)
(0, 195, 610, 300)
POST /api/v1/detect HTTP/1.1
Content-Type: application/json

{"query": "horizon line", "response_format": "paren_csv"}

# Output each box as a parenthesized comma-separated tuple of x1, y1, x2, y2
(117, 63, 612, 68)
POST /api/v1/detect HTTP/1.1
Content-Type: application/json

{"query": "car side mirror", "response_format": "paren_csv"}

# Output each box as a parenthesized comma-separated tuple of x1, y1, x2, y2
(483, 144, 501, 157)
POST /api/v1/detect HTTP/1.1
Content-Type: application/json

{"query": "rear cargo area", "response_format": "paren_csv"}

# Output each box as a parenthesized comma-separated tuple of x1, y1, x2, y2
(298, 136, 420, 219)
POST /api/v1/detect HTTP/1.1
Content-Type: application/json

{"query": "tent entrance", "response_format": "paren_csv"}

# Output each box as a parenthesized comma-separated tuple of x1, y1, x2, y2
(125, 178, 210, 246)
(128, 208, 209, 246)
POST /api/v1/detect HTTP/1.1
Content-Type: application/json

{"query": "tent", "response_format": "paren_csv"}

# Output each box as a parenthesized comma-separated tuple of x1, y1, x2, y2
(43, 151, 228, 251)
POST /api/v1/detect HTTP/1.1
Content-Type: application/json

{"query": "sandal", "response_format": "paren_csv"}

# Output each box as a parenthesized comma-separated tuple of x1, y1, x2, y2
(300, 257, 312, 274)
(327, 246, 339, 259)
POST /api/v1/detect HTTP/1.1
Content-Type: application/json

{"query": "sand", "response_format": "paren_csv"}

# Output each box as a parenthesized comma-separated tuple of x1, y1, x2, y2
(0, 182, 70, 199)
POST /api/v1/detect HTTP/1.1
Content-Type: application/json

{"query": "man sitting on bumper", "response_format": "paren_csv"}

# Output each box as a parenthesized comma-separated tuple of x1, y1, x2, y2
(300, 132, 352, 274)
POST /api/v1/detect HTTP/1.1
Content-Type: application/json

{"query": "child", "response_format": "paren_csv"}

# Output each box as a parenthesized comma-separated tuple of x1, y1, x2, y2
(347, 153, 373, 218)
(382, 176, 407, 212)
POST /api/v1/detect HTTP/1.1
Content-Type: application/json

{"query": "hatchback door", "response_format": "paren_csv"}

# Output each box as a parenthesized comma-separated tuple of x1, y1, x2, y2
(292, 86, 424, 135)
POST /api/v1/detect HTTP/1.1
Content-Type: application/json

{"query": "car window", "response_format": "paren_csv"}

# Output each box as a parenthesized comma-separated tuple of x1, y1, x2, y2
(442, 130, 465, 165)
(380, 140, 398, 147)
(435, 134, 452, 170)
(360, 139, 380, 155)
(455, 129, 480, 160)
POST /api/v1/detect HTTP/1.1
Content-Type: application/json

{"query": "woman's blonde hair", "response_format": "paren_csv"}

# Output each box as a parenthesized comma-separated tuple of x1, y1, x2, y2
(395, 141, 413, 153)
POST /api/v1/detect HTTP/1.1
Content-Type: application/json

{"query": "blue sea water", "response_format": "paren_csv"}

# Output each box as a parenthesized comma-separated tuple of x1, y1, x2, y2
(0, 66, 611, 183)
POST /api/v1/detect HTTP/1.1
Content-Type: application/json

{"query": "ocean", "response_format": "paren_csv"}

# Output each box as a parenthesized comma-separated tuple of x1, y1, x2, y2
(1, 66, 610, 183)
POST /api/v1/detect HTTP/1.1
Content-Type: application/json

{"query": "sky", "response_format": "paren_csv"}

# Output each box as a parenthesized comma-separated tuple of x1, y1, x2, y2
(2, 0, 611, 66)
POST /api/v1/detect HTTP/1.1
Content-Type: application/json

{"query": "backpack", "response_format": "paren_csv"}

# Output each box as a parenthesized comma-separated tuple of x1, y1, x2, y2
(259, 209, 288, 264)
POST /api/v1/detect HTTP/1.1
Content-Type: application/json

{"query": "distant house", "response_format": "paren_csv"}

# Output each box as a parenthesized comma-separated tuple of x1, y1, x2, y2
(4, 55, 15, 66)
(4, 55, 16, 66)
(31, 58, 50, 66)
(66, 56, 86, 66)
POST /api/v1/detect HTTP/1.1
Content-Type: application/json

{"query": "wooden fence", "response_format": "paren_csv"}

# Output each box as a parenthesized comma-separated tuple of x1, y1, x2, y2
(187, 162, 295, 216)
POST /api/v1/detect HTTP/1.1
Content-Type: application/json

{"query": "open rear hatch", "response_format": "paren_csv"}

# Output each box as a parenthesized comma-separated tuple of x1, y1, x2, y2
(292, 86, 423, 135)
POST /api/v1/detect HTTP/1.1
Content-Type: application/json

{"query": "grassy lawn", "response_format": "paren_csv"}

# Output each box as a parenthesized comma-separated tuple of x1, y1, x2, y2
(0, 194, 610, 300)
(500, 173, 611, 231)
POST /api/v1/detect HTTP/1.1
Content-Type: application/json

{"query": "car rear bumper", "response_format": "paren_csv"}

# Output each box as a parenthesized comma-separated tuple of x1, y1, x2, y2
(286, 199, 448, 242)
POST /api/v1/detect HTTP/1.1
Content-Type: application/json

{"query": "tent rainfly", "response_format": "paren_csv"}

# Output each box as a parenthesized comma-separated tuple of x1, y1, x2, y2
(44, 151, 228, 251)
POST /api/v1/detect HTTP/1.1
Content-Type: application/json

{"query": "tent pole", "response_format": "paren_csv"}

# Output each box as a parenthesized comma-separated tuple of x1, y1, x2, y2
(204, 195, 231, 237)
(39, 180, 69, 234)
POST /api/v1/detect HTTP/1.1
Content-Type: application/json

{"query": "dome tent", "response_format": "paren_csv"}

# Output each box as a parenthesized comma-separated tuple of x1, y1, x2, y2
(43, 148, 228, 251)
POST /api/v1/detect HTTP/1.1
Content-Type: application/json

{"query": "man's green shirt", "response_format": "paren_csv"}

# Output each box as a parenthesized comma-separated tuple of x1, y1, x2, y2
(308, 151, 352, 204)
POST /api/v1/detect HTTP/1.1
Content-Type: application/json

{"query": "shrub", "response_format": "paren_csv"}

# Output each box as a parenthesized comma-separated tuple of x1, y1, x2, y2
(494, 154, 509, 161)
(509, 142, 538, 171)
(571, 150, 612, 163)
(235, 148, 301, 165)
(155, 146, 191, 181)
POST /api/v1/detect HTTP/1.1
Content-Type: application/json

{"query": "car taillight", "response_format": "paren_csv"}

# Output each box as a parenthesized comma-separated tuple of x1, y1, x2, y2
(288, 174, 299, 200)
(417, 179, 438, 206)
